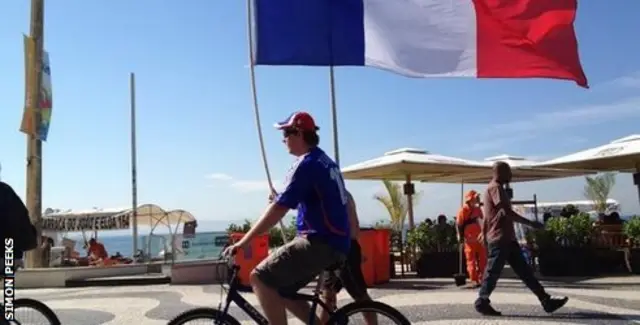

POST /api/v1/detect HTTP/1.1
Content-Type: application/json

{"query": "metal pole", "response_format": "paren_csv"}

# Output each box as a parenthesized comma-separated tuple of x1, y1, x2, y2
(130, 73, 139, 260)
(25, 0, 45, 269)
(533, 194, 539, 222)
(329, 66, 340, 166)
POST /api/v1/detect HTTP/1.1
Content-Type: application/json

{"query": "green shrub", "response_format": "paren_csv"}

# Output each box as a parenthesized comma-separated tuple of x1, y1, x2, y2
(406, 222, 458, 252)
(623, 216, 640, 246)
(535, 213, 594, 248)
(226, 219, 252, 233)
(406, 223, 437, 253)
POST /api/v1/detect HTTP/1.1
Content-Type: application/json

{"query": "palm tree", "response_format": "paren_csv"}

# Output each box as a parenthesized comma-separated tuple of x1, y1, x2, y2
(373, 180, 420, 231)
(583, 172, 616, 214)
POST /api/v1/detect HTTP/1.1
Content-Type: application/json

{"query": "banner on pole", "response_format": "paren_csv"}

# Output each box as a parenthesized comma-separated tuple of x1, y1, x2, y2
(21, 34, 53, 141)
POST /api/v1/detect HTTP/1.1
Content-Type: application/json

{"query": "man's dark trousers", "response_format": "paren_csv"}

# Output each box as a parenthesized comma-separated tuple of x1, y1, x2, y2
(478, 240, 549, 301)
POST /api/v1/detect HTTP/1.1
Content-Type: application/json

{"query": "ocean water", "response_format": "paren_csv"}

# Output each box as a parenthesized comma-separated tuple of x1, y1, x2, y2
(67, 235, 138, 257)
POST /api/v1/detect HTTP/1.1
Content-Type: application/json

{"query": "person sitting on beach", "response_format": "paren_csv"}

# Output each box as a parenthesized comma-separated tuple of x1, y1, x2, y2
(87, 238, 108, 265)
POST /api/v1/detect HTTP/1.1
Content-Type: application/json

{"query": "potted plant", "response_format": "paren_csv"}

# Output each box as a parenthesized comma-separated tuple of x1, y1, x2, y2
(566, 212, 598, 275)
(535, 213, 596, 276)
(407, 221, 460, 278)
(535, 216, 566, 276)
(623, 216, 640, 274)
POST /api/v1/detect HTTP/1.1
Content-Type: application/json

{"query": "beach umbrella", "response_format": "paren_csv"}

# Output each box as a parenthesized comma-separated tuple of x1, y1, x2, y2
(427, 155, 596, 184)
(534, 134, 640, 204)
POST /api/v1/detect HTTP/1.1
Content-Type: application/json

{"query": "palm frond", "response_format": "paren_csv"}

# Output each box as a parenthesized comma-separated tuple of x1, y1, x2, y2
(583, 172, 617, 213)
(373, 179, 422, 230)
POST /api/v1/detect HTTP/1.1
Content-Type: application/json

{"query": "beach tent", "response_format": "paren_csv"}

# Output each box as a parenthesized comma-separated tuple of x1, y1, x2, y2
(533, 134, 640, 204)
(42, 204, 196, 233)
(113, 204, 196, 234)
(42, 204, 197, 260)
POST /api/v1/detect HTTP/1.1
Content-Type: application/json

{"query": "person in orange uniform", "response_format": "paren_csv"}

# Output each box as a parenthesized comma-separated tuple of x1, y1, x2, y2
(456, 190, 487, 287)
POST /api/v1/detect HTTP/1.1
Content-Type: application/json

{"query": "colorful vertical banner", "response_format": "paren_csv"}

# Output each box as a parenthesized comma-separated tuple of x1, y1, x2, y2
(21, 34, 53, 141)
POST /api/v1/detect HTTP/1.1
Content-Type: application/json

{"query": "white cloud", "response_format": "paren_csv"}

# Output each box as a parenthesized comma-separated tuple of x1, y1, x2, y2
(486, 96, 640, 135)
(206, 173, 233, 181)
(606, 71, 640, 89)
(205, 173, 281, 193)
(464, 97, 640, 154)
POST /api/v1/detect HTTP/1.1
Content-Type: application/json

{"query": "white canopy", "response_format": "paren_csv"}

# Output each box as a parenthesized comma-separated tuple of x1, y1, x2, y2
(341, 148, 488, 181)
(534, 135, 640, 172)
(114, 204, 196, 228)
(427, 154, 595, 184)
(341, 149, 594, 184)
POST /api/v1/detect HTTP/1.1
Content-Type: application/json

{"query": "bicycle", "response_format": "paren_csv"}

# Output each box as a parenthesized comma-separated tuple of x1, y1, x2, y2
(168, 256, 410, 325)
(1, 298, 61, 325)
(168, 258, 411, 325)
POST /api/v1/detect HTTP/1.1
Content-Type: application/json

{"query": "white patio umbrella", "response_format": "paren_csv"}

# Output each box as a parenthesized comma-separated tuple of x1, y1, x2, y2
(341, 148, 488, 181)
(341, 149, 596, 229)
(428, 154, 596, 184)
(341, 148, 491, 230)
(535, 135, 640, 172)
(534, 134, 640, 203)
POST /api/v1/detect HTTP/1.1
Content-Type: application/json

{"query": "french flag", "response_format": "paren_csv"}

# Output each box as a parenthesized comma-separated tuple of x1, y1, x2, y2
(252, 0, 588, 87)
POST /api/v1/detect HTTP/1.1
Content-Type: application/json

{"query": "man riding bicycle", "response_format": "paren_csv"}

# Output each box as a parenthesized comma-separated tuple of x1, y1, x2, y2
(222, 111, 351, 325)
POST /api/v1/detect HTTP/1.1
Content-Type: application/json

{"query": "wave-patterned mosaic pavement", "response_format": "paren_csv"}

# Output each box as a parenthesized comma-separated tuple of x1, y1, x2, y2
(15, 278, 640, 324)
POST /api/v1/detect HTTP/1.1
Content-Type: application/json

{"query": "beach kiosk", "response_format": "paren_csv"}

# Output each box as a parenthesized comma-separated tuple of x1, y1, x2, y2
(17, 204, 196, 288)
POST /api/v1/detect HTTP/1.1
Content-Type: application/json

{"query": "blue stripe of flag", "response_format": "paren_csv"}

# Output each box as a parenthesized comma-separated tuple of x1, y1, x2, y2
(253, 0, 366, 66)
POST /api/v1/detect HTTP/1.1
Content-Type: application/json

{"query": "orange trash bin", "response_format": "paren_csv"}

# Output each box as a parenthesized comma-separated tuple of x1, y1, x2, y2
(357, 229, 376, 287)
(230, 233, 270, 287)
(374, 228, 391, 284)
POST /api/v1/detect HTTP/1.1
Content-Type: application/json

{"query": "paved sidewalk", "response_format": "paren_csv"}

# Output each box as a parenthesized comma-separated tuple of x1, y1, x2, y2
(14, 277, 640, 324)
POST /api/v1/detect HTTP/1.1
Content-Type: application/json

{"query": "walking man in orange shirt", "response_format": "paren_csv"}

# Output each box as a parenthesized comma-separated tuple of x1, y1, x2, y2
(456, 190, 487, 288)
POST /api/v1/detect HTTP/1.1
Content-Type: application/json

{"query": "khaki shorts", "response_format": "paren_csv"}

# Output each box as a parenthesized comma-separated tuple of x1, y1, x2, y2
(254, 236, 345, 297)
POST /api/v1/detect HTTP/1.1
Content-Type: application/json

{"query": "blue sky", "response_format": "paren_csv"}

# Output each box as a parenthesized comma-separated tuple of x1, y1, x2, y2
(1, 1, 639, 233)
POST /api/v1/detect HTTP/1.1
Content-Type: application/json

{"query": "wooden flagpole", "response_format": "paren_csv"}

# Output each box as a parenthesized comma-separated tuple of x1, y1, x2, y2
(24, 0, 45, 269)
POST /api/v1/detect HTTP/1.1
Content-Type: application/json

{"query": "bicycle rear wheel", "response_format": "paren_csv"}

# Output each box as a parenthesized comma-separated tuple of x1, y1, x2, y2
(167, 308, 241, 325)
(11, 298, 61, 325)
(328, 300, 410, 325)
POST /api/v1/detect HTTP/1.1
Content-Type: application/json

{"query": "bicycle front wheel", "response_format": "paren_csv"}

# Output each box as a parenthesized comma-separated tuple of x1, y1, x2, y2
(168, 308, 241, 325)
(328, 300, 411, 325)
(12, 298, 61, 325)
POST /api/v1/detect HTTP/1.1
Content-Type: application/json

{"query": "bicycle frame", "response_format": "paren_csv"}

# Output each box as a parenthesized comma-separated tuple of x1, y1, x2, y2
(219, 265, 336, 325)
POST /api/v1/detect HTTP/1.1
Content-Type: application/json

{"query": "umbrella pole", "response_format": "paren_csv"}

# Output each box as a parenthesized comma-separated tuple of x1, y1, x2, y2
(634, 164, 640, 207)
(404, 175, 416, 271)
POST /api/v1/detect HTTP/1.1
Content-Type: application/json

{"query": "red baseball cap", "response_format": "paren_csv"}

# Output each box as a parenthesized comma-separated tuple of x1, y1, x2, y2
(274, 111, 319, 132)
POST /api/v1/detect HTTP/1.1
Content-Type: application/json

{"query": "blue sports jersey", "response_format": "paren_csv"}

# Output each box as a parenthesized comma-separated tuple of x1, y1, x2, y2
(276, 147, 351, 254)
